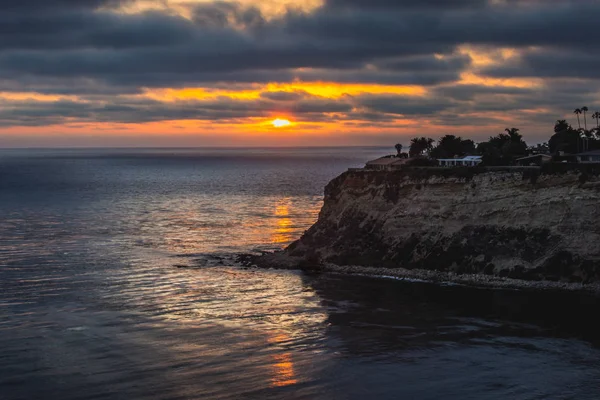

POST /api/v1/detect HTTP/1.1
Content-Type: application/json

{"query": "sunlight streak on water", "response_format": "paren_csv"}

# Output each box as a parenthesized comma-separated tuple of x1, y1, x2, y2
(126, 194, 323, 255)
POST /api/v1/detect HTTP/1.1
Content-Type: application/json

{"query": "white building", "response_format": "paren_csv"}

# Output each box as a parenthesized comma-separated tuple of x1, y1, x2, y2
(437, 155, 482, 167)
(576, 150, 600, 163)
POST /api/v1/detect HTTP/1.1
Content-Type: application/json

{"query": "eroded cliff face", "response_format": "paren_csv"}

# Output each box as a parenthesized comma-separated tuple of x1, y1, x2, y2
(283, 169, 600, 283)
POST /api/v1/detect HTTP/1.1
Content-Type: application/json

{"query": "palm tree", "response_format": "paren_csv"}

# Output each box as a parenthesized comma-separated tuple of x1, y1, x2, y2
(504, 127, 521, 141)
(582, 106, 589, 131)
(394, 143, 403, 156)
(574, 108, 582, 130)
(593, 111, 600, 129)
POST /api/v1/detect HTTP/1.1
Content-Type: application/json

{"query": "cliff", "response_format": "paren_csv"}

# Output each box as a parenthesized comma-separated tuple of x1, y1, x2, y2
(255, 167, 600, 285)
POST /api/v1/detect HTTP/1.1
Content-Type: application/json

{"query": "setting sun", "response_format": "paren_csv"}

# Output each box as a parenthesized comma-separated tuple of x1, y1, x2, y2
(272, 118, 292, 128)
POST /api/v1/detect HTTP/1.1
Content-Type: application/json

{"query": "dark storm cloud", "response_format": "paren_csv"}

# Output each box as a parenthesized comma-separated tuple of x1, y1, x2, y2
(357, 94, 457, 116)
(1, 0, 599, 127)
(0, 76, 143, 96)
(295, 68, 463, 86)
(377, 55, 471, 73)
(431, 84, 534, 101)
(482, 50, 600, 80)
(0, 0, 472, 89)
(1, 0, 598, 72)
(2, 0, 597, 90)
(2, 0, 127, 10)
(0, 11, 197, 51)
(2, 0, 593, 86)
(290, 2, 599, 50)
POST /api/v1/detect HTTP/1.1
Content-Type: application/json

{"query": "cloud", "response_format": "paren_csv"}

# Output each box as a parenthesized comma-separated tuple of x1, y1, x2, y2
(432, 84, 533, 101)
(260, 91, 307, 101)
(356, 94, 457, 116)
(2, 0, 127, 11)
(0, 92, 357, 126)
(324, 0, 490, 9)
(0, 0, 599, 138)
(482, 49, 600, 79)
(292, 99, 353, 114)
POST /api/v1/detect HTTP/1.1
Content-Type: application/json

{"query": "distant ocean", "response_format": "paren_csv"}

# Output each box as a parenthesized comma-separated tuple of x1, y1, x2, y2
(1, 147, 600, 400)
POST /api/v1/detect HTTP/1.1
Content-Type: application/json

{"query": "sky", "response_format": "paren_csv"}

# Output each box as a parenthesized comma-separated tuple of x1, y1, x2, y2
(0, 0, 598, 147)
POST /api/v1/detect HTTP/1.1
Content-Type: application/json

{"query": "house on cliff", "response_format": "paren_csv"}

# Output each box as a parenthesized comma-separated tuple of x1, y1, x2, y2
(365, 156, 409, 171)
(437, 155, 482, 167)
(515, 154, 552, 166)
(575, 150, 600, 163)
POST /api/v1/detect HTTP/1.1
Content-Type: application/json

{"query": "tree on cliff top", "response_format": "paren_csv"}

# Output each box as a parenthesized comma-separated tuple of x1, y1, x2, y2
(549, 120, 580, 154)
(582, 106, 589, 131)
(574, 108, 582, 130)
(548, 119, 600, 154)
(430, 135, 476, 159)
(409, 137, 434, 157)
(593, 111, 600, 129)
(477, 127, 527, 165)
(554, 119, 570, 134)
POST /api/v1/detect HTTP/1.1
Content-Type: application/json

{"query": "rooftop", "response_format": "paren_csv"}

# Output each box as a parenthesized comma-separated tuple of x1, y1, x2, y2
(575, 150, 600, 156)
(436, 155, 482, 161)
(463, 155, 483, 160)
(516, 154, 552, 161)
(366, 156, 403, 166)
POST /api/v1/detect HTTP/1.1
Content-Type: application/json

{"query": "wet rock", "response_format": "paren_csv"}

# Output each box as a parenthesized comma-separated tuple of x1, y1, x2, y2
(483, 263, 495, 275)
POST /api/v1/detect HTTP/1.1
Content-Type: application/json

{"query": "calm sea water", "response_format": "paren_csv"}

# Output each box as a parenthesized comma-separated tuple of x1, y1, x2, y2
(1, 147, 600, 400)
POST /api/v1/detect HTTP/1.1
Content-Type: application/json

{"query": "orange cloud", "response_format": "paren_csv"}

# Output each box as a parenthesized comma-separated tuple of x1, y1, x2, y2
(142, 81, 425, 103)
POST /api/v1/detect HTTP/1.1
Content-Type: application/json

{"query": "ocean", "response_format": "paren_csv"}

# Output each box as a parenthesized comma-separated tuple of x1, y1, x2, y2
(1, 147, 600, 400)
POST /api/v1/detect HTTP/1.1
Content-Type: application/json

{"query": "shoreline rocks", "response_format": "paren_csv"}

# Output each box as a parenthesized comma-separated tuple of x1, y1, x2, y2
(242, 251, 600, 293)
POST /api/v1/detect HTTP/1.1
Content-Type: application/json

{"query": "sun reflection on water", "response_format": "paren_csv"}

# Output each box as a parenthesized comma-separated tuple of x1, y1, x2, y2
(136, 195, 322, 255)
(271, 353, 298, 387)
(268, 333, 298, 387)
(271, 199, 296, 245)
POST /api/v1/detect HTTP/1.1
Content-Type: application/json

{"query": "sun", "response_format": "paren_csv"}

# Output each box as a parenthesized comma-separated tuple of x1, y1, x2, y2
(271, 118, 292, 128)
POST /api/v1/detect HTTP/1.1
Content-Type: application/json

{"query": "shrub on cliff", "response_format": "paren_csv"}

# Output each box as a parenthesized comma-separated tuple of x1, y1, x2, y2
(405, 157, 438, 167)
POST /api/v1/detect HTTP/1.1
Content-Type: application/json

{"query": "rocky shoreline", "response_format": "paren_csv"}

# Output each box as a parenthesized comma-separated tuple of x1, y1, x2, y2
(239, 252, 600, 293)
(250, 167, 600, 289)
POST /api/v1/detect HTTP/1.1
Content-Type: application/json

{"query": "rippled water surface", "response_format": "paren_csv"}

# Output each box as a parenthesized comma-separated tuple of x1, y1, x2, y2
(1, 147, 600, 400)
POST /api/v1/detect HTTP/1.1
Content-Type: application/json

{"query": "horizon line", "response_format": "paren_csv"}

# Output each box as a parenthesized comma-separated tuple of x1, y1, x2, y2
(0, 145, 396, 150)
